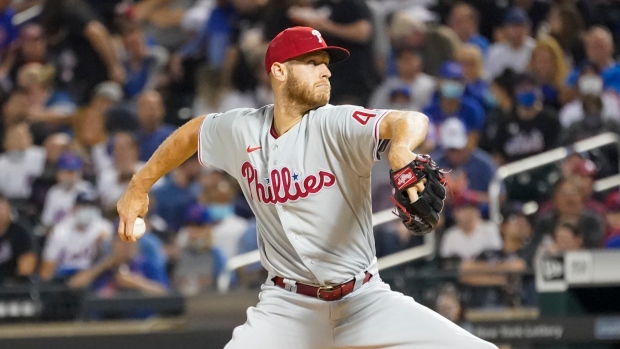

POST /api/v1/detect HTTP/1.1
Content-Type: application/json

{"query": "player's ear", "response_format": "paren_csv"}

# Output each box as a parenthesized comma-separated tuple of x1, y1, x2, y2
(271, 62, 287, 81)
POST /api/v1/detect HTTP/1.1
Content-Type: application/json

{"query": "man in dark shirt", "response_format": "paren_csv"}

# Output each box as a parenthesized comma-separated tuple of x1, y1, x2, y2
(40, 0, 125, 104)
(290, 0, 377, 105)
(0, 195, 36, 283)
(492, 74, 560, 165)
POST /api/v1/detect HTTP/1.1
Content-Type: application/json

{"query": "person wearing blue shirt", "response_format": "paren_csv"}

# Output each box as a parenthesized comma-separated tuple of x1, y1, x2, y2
(423, 61, 486, 144)
(457, 45, 494, 111)
(173, 2, 236, 70)
(448, 3, 490, 56)
(136, 91, 176, 162)
(0, 2, 18, 55)
(566, 27, 620, 95)
(151, 161, 201, 232)
(119, 22, 169, 99)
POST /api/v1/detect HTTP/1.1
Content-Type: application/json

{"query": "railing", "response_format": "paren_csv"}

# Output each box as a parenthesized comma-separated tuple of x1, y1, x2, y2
(488, 132, 620, 225)
(216, 208, 435, 292)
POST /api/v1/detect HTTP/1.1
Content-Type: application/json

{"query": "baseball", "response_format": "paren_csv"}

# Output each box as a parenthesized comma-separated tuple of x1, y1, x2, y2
(132, 217, 146, 239)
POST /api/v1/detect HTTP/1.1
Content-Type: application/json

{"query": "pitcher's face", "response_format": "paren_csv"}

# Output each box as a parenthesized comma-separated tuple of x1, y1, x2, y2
(284, 51, 332, 108)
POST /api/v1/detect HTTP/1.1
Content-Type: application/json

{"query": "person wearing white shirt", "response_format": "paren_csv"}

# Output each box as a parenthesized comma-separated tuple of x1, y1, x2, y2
(369, 47, 436, 112)
(0, 123, 46, 200)
(486, 8, 536, 80)
(41, 152, 94, 227)
(440, 195, 503, 260)
(39, 191, 113, 281)
(559, 67, 620, 128)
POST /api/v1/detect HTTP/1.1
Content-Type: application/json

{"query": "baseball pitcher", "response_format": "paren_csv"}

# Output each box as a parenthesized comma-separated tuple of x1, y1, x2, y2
(117, 26, 497, 349)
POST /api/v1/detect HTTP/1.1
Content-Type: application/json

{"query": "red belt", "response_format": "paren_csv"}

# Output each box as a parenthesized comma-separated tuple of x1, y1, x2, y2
(272, 272, 372, 301)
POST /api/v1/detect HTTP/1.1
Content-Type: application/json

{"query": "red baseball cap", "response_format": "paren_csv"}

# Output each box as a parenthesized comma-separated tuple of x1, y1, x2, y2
(264, 26, 349, 74)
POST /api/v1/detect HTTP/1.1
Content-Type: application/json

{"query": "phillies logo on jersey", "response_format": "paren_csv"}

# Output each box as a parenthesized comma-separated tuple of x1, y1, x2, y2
(241, 162, 336, 204)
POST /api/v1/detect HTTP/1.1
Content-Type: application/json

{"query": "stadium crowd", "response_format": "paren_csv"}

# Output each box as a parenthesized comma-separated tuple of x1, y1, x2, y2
(0, 0, 619, 321)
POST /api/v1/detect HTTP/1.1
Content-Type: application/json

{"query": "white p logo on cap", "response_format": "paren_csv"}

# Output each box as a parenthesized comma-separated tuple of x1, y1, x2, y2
(311, 30, 323, 43)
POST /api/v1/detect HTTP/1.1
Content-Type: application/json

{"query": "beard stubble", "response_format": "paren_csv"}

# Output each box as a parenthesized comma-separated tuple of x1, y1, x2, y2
(285, 71, 330, 111)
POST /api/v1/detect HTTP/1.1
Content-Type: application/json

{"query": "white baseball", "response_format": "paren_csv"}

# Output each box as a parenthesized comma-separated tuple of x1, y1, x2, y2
(132, 217, 146, 238)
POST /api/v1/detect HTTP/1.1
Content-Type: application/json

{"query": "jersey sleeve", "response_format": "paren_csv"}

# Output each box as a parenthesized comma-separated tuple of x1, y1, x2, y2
(197, 110, 241, 174)
(318, 105, 391, 177)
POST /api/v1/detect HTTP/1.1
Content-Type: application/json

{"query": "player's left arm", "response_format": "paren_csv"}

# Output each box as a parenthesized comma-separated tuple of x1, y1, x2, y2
(379, 111, 430, 201)
(378, 110, 429, 170)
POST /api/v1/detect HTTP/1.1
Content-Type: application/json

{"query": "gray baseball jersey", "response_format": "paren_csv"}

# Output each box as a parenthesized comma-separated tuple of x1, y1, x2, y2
(198, 104, 390, 286)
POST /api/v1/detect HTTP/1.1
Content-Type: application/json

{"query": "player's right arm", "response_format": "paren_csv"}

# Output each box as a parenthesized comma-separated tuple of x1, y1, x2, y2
(116, 116, 205, 242)
(117, 108, 240, 242)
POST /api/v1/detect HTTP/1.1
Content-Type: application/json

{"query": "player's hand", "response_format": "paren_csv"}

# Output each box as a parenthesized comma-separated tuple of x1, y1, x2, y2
(116, 181, 149, 242)
(406, 178, 427, 203)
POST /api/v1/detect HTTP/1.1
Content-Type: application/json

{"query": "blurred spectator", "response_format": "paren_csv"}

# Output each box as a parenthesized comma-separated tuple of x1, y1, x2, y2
(41, 152, 94, 228)
(75, 231, 169, 297)
(560, 157, 607, 217)
(386, 11, 457, 77)
(289, 0, 376, 105)
(218, 0, 269, 96)
(440, 195, 502, 261)
(118, 20, 169, 99)
(604, 191, 620, 248)
(459, 204, 530, 307)
(486, 8, 536, 80)
(29, 133, 71, 214)
(477, 68, 518, 155)
(136, 90, 175, 162)
(235, 217, 265, 288)
(447, 2, 489, 56)
(545, 3, 585, 67)
(374, 221, 423, 258)
(135, 0, 197, 51)
(192, 65, 257, 117)
(536, 222, 585, 257)
(560, 62, 620, 129)
(39, 191, 113, 281)
(566, 26, 620, 96)
(97, 132, 144, 213)
(72, 81, 123, 181)
(522, 177, 605, 265)
(423, 61, 485, 148)
(69, 225, 169, 298)
(0, 194, 36, 283)
(171, 0, 237, 75)
(152, 155, 201, 231)
(456, 44, 492, 110)
(552, 222, 584, 252)
(40, 0, 125, 104)
(368, 47, 435, 112)
(434, 283, 464, 323)
(16, 62, 76, 144)
(1, 88, 30, 136)
(173, 203, 226, 296)
(434, 118, 497, 205)
(491, 73, 560, 165)
(527, 37, 568, 110)
(0, 23, 47, 90)
(0, 123, 46, 200)
(513, 0, 550, 35)
(0, 0, 18, 60)
(196, 170, 248, 261)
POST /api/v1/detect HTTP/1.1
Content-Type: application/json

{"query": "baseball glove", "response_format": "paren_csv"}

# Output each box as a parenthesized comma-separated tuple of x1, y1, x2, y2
(389, 154, 448, 235)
